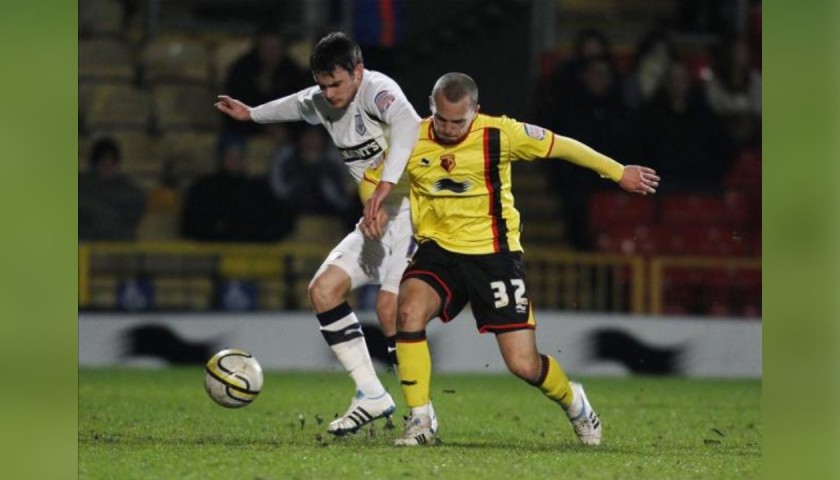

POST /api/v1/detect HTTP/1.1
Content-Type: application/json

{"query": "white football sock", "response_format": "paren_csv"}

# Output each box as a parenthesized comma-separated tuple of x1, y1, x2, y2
(320, 311, 385, 398)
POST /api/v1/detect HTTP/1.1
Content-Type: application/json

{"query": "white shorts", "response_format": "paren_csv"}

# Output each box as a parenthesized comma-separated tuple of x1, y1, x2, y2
(312, 202, 414, 294)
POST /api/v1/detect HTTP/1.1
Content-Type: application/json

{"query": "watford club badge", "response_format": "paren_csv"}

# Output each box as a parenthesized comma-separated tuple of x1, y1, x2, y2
(440, 154, 456, 173)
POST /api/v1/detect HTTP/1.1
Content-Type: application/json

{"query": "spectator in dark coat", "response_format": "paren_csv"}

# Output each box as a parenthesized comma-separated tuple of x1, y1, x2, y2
(181, 135, 294, 242)
(222, 28, 309, 136)
(79, 137, 147, 241)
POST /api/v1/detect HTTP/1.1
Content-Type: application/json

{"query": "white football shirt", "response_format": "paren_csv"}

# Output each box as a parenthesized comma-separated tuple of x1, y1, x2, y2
(249, 69, 420, 206)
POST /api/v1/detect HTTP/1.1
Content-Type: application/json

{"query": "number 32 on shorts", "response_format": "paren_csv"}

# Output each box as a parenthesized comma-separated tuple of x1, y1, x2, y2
(490, 279, 527, 309)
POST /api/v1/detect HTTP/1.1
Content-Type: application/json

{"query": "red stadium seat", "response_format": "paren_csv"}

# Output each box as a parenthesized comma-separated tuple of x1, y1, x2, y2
(725, 151, 762, 191)
(589, 191, 657, 232)
(661, 194, 728, 226)
(667, 225, 750, 256)
(594, 224, 660, 255)
(723, 190, 753, 225)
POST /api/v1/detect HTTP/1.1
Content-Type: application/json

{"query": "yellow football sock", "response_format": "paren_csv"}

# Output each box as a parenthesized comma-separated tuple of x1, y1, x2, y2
(395, 332, 431, 408)
(536, 354, 574, 409)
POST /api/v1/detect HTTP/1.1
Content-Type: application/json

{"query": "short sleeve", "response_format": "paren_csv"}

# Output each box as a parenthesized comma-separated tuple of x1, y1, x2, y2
(297, 87, 322, 125)
(360, 75, 416, 125)
(501, 116, 555, 161)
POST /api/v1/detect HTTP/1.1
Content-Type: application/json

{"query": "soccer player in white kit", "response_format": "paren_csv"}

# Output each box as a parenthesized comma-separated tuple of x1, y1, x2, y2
(215, 32, 436, 436)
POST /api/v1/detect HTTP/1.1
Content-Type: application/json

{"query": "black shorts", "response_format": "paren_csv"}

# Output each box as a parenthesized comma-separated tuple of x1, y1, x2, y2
(401, 241, 535, 334)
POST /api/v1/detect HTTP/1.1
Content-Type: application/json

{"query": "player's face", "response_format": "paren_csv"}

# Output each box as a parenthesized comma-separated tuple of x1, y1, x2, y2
(314, 64, 363, 110)
(430, 92, 479, 144)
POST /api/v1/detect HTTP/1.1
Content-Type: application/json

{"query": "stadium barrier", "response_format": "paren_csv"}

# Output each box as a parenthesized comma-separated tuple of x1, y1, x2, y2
(78, 242, 760, 315)
(78, 311, 761, 378)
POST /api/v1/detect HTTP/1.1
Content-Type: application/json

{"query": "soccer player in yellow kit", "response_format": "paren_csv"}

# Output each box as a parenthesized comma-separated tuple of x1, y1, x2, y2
(391, 72, 660, 446)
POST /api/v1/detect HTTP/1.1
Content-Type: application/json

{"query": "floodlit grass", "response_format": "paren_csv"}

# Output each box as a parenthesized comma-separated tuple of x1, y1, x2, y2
(79, 369, 760, 479)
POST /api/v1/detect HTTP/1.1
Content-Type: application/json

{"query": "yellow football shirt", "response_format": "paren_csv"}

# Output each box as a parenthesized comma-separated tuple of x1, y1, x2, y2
(357, 155, 411, 207)
(407, 114, 557, 254)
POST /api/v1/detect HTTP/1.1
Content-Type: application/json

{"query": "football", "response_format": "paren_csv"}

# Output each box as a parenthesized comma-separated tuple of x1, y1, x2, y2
(204, 348, 264, 408)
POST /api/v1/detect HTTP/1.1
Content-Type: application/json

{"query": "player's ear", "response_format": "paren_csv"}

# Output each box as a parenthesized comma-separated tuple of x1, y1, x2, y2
(474, 103, 480, 114)
(354, 63, 364, 80)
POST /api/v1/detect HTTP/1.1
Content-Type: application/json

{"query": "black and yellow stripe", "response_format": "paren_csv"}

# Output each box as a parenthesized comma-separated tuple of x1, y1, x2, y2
(483, 128, 508, 252)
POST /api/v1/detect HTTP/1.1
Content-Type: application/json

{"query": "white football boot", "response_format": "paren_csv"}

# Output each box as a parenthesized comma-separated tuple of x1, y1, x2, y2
(567, 382, 602, 446)
(428, 401, 439, 434)
(394, 410, 436, 446)
(327, 390, 396, 436)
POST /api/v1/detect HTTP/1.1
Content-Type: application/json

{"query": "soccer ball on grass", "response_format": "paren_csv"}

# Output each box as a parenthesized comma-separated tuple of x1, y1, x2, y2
(204, 348, 263, 408)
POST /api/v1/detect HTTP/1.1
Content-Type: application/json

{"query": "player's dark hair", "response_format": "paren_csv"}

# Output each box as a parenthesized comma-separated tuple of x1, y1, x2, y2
(310, 32, 363, 75)
(431, 72, 479, 106)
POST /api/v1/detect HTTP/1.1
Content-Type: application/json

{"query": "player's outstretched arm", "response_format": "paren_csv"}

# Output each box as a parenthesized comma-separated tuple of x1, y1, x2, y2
(214, 95, 253, 122)
(618, 165, 660, 195)
(547, 134, 659, 195)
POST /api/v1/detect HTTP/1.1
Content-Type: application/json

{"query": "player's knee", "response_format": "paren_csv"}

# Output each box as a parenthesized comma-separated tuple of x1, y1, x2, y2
(396, 301, 426, 332)
(308, 275, 344, 309)
(506, 356, 542, 383)
(375, 292, 398, 335)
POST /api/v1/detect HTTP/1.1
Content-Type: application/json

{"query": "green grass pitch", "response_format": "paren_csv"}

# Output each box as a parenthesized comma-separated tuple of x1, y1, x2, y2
(79, 369, 760, 479)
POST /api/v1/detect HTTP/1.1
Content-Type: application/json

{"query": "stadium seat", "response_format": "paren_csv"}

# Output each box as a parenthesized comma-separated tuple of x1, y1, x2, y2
(86, 84, 152, 131)
(153, 85, 222, 131)
(78, 136, 92, 171)
(258, 279, 286, 310)
(219, 252, 284, 280)
(661, 194, 728, 226)
(136, 212, 180, 241)
(748, 230, 762, 255)
(89, 275, 118, 309)
(588, 191, 656, 233)
(287, 215, 347, 246)
(79, 39, 135, 82)
(722, 190, 753, 226)
(160, 131, 218, 180)
(79, 0, 124, 37)
(287, 40, 314, 73)
(664, 225, 748, 256)
(79, 82, 98, 128)
(245, 134, 275, 176)
(724, 151, 762, 191)
(724, 151, 761, 225)
(662, 266, 705, 287)
(107, 131, 162, 176)
(141, 36, 212, 85)
(594, 224, 659, 255)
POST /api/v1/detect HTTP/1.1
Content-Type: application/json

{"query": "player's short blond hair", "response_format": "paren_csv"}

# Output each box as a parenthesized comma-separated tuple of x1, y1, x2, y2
(431, 72, 478, 107)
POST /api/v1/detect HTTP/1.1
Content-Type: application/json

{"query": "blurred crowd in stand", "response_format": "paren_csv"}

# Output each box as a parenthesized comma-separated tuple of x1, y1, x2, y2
(536, 26, 760, 249)
(78, 0, 761, 316)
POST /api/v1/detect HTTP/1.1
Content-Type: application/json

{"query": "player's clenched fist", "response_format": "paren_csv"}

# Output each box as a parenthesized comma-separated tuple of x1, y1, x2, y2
(359, 208, 389, 240)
